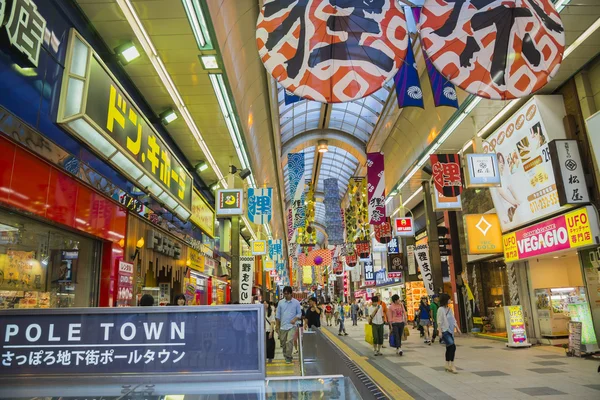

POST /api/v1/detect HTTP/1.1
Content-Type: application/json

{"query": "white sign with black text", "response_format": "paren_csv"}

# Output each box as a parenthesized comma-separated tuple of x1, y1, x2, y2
(239, 256, 254, 304)
(415, 244, 435, 296)
(407, 245, 416, 275)
(549, 139, 590, 205)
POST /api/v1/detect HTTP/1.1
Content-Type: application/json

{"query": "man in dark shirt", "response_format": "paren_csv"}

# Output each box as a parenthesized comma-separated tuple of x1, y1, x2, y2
(303, 297, 321, 330)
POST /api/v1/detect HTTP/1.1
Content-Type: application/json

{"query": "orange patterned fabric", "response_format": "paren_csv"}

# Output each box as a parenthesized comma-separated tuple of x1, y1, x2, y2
(257, 0, 408, 103)
(418, 0, 565, 100)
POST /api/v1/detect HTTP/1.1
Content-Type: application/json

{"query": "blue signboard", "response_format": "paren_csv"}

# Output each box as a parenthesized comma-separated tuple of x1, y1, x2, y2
(375, 269, 399, 287)
(0, 306, 264, 380)
(247, 187, 273, 224)
(269, 239, 283, 262)
(387, 237, 400, 254)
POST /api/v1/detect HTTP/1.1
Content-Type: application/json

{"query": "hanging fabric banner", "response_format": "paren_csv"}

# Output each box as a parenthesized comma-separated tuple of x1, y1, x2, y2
(414, 244, 435, 296)
(284, 89, 302, 105)
(288, 153, 305, 228)
(239, 256, 255, 304)
(407, 245, 416, 275)
(412, 7, 459, 109)
(430, 154, 463, 197)
(374, 220, 392, 244)
(302, 265, 313, 285)
(247, 187, 273, 224)
(268, 239, 283, 262)
(367, 152, 386, 225)
(324, 178, 344, 244)
(395, 36, 424, 109)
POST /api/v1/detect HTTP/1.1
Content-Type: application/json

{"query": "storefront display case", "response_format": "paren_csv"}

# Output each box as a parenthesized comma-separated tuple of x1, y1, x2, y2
(535, 287, 586, 337)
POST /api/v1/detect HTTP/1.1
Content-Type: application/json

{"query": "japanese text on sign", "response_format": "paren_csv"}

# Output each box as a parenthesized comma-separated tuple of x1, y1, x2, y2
(0, 0, 46, 67)
(239, 256, 255, 304)
(363, 260, 375, 287)
(415, 244, 435, 296)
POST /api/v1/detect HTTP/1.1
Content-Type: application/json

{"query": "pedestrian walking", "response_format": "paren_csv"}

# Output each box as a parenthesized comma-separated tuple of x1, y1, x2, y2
(304, 297, 321, 330)
(325, 302, 334, 326)
(338, 301, 348, 336)
(418, 296, 433, 344)
(351, 300, 359, 326)
(374, 293, 389, 348)
(431, 294, 441, 343)
(276, 286, 302, 364)
(437, 293, 460, 373)
(387, 294, 408, 356)
(368, 295, 386, 356)
(264, 300, 276, 363)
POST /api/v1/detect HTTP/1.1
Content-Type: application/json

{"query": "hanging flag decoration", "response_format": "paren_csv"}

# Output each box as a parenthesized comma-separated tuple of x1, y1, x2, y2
(256, 0, 409, 103)
(374, 219, 392, 244)
(346, 178, 369, 243)
(297, 182, 316, 245)
(395, 36, 424, 109)
(415, 244, 435, 296)
(284, 89, 302, 105)
(355, 241, 370, 260)
(302, 265, 313, 285)
(367, 152, 386, 225)
(288, 153, 305, 228)
(247, 187, 273, 224)
(388, 253, 404, 279)
(430, 154, 463, 197)
(269, 239, 283, 262)
(418, 0, 565, 100)
(324, 178, 344, 245)
(345, 249, 357, 268)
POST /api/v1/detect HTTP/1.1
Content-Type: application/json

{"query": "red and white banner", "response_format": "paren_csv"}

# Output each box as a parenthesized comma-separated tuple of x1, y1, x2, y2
(367, 152, 386, 225)
(430, 154, 463, 197)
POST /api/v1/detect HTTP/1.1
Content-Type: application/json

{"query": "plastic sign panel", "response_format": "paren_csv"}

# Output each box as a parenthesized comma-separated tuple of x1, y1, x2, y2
(464, 214, 503, 255)
(407, 245, 416, 275)
(239, 256, 255, 304)
(415, 244, 435, 296)
(375, 269, 397, 287)
(387, 237, 400, 254)
(363, 260, 375, 287)
(215, 189, 243, 216)
(57, 30, 193, 212)
(503, 206, 600, 262)
(548, 140, 590, 206)
(483, 96, 569, 232)
(504, 305, 530, 347)
(190, 190, 215, 236)
(264, 259, 275, 271)
(394, 217, 414, 237)
(464, 153, 501, 187)
(0, 0, 46, 67)
(116, 261, 133, 307)
(432, 187, 462, 211)
(430, 154, 463, 197)
(387, 253, 403, 279)
(0, 306, 263, 379)
(252, 240, 267, 256)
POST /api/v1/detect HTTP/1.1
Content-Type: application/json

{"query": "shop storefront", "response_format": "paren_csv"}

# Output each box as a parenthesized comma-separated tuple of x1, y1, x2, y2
(374, 269, 403, 305)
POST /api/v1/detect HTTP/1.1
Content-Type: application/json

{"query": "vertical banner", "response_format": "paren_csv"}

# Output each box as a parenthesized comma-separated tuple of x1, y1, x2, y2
(239, 256, 255, 304)
(367, 152, 386, 225)
(374, 220, 392, 244)
(394, 36, 424, 109)
(412, 8, 459, 109)
(117, 261, 134, 306)
(324, 178, 344, 244)
(288, 153, 305, 228)
(414, 244, 435, 296)
(504, 305, 531, 347)
(430, 154, 463, 197)
(302, 265, 313, 285)
(247, 187, 273, 224)
(268, 239, 283, 262)
(387, 253, 403, 279)
(351, 265, 361, 282)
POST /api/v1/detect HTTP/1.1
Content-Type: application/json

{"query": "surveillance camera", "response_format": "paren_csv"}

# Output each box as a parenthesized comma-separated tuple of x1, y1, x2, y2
(239, 168, 252, 180)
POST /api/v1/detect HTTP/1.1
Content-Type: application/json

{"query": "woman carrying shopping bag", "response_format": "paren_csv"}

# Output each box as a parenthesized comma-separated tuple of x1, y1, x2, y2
(368, 295, 386, 356)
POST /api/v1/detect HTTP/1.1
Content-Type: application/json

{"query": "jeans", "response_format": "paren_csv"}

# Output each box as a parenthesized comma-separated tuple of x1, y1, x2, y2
(339, 319, 346, 334)
(351, 314, 358, 326)
(279, 326, 297, 360)
(391, 322, 405, 349)
(442, 331, 456, 361)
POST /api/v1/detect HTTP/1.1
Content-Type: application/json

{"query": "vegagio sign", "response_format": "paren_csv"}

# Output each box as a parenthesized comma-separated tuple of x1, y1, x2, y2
(503, 206, 599, 262)
(0, 307, 263, 379)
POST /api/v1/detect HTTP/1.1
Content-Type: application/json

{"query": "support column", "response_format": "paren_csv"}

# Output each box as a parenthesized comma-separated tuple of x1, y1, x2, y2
(422, 181, 444, 293)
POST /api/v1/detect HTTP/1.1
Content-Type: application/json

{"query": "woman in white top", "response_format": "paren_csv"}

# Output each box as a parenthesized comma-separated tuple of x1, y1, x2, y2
(264, 300, 276, 363)
(368, 295, 386, 356)
(437, 293, 460, 373)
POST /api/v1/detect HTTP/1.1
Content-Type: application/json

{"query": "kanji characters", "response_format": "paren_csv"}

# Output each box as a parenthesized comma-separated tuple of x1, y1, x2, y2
(1, 0, 47, 67)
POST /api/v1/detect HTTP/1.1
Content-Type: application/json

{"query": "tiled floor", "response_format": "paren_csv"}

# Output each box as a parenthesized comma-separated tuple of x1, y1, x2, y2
(323, 319, 600, 400)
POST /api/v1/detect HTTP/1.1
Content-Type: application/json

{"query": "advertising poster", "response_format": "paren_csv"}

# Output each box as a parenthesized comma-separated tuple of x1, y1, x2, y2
(568, 321, 582, 357)
(464, 214, 503, 255)
(116, 261, 133, 307)
(568, 303, 598, 350)
(482, 96, 568, 232)
(503, 206, 599, 262)
(190, 190, 215, 236)
(504, 305, 530, 347)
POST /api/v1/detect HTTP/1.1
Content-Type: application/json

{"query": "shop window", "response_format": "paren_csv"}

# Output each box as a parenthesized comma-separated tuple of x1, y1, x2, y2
(0, 207, 100, 309)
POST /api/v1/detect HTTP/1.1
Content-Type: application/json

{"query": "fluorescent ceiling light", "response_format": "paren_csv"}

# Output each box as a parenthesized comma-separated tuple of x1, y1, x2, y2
(201, 55, 218, 69)
(564, 16, 600, 58)
(554, 0, 571, 12)
(160, 109, 178, 125)
(182, 0, 211, 49)
(195, 161, 208, 172)
(211, 182, 220, 191)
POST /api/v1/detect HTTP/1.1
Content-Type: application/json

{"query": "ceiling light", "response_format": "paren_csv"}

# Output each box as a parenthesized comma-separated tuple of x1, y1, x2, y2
(115, 41, 140, 64)
(182, 0, 211, 49)
(317, 140, 329, 153)
(201, 55, 218, 69)
(195, 161, 208, 173)
(210, 182, 220, 191)
(160, 109, 177, 125)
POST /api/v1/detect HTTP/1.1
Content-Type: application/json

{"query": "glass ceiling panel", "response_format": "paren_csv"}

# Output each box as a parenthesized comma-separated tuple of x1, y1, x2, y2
(316, 147, 359, 198)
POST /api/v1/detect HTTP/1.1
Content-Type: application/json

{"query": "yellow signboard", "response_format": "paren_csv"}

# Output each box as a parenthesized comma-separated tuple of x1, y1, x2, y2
(264, 259, 274, 271)
(188, 248, 205, 273)
(252, 240, 267, 255)
(190, 189, 215, 237)
(464, 214, 503, 255)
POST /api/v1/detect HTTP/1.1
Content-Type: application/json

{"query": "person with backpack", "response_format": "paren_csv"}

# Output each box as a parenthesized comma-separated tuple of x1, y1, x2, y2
(325, 302, 334, 326)
(418, 296, 433, 344)
(387, 294, 408, 356)
(437, 293, 460, 373)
